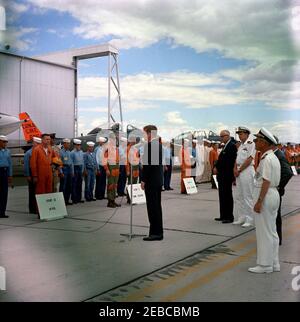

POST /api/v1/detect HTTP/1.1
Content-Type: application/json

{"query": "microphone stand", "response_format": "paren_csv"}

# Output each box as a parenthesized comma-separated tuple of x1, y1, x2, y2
(120, 126, 146, 241)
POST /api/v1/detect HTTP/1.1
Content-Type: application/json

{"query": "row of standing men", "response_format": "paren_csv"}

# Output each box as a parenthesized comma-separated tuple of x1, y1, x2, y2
(211, 127, 294, 274)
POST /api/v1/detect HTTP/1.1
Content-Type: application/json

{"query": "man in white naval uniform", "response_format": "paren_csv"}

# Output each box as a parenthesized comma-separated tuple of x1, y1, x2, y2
(233, 127, 256, 228)
(248, 128, 280, 274)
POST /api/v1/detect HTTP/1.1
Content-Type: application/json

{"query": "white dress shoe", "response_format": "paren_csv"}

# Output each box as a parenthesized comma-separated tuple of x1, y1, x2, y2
(242, 222, 253, 228)
(273, 264, 281, 272)
(248, 265, 273, 274)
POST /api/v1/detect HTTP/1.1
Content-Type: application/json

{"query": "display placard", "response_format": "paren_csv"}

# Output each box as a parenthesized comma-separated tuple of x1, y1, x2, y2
(127, 184, 146, 204)
(36, 192, 67, 221)
(183, 178, 198, 194)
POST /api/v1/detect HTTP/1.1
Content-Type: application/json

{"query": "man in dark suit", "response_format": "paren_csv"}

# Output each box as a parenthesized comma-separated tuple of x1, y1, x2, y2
(141, 125, 164, 241)
(273, 135, 293, 245)
(213, 130, 237, 223)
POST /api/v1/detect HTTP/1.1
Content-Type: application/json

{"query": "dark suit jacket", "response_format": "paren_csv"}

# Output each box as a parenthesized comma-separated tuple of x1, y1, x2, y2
(215, 139, 237, 182)
(274, 149, 293, 196)
(141, 138, 163, 188)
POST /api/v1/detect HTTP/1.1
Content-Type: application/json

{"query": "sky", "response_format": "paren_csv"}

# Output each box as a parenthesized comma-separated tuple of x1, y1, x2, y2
(1, 0, 300, 142)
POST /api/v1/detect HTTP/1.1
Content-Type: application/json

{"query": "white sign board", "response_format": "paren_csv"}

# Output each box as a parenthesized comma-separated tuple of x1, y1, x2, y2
(183, 178, 198, 194)
(213, 175, 219, 189)
(291, 166, 298, 176)
(36, 192, 67, 221)
(127, 184, 146, 204)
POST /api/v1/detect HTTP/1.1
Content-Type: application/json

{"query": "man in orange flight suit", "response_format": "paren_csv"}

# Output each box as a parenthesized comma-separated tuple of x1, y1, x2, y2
(30, 133, 56, 196)
(103, 133, 121, 208)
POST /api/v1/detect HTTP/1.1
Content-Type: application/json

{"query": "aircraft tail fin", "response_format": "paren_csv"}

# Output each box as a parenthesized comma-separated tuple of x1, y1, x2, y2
(19, 112, 42, 142)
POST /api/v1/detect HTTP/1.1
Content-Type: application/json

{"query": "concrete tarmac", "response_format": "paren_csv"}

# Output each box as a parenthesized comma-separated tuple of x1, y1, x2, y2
(0, 173, 299, 302)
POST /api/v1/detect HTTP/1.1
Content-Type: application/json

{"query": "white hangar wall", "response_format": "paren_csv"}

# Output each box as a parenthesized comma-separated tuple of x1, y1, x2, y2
(0, 52, 75, 141)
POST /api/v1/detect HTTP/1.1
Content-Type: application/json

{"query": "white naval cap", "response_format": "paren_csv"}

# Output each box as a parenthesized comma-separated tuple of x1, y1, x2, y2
(63, 138, 71, 143)
(203, 138, 211, 143)
(0, 135, 8, 142)
(73, 139, 82, 145)
(192, 139, 198, 144)
(98, 136, 107, 143)
(87, 141, 95, 147)
(254, 127, 277, 145)
(33, 137, 42, 143)
(236, 126, 251, 134)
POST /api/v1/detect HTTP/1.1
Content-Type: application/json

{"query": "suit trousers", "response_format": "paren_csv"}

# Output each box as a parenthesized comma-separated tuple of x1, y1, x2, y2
(28, 179, 36, 213)
(218, 177, 234, 221)
(276, 195, 282, 245)
(145, 186, 163, 236)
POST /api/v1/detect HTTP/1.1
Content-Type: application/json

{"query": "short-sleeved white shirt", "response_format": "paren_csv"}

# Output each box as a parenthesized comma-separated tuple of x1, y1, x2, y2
(236, 141, 256, 166)
(254, 149, 280, 188)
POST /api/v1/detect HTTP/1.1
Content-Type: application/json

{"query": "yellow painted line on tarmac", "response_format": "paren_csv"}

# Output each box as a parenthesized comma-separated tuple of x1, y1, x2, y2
(122, 237, 256, 302)
(161, 218, 300, 302)
(161, 248, 256, 302)
(122, 213, 300, 302)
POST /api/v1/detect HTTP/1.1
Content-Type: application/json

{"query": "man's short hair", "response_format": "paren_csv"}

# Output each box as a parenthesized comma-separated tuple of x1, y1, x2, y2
(41, 133, 50, 138)
(143, 125, 157, 134)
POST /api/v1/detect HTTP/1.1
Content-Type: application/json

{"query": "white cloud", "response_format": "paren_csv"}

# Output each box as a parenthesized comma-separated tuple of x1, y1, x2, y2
(264, 120, 300, 143)
(28, 0, 296, 63)
(0, 27, 38, 51)
(78, 71, 244, 110)
(78, 115, 108, 135)
(165, 111, 187, 126)
(8, 2, 29, 14)
(24, 1, 300, 112)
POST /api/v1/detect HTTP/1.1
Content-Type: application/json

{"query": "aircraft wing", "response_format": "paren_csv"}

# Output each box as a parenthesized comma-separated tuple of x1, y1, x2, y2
(0, 120, 23, 135)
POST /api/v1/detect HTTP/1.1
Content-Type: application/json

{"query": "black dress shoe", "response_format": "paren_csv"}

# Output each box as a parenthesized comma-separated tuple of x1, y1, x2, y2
(91, 198, 97, 201)
(214, 218, 222, 221)
(66, 202, 73, 206)
(0, 215, 9, 218)
(79, 200, 85, 203)
(222, 219, 234, 224)
(168, 187, 174, 190)
(143, 235, 163, 241)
